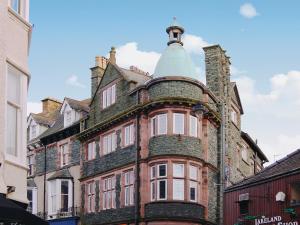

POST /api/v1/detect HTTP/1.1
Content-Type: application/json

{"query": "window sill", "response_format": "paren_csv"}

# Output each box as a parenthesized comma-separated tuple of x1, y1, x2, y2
(7, 7, 31, 29)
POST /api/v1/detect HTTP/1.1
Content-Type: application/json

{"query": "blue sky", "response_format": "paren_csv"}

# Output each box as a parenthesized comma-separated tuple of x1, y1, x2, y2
(28, 0, 300, 163)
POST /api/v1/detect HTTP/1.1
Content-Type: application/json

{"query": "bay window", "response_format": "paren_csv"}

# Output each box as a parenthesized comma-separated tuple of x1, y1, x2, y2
(103, 176, 116, 210)
(173, 113, 184, 134)
(48, 179, 73, 216)
(150, 164, 167, 201)
(189, 115, 198, 137)
(87, 141, 96, 160)
(151, 114, 167, 136)
(102, 84, 116, 109)
(103, 132, 117, 155)
(87, 182, 95, 213)
(124, 170, 134, 206)
(6, 64, 22, 158)
(60, 143, 69, 167)
(124, 124, 134, 146)
(173, 164, 185, 200)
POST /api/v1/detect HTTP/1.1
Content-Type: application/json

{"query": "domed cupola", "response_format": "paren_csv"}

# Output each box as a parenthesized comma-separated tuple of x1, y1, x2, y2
(153, 18, 198, 80)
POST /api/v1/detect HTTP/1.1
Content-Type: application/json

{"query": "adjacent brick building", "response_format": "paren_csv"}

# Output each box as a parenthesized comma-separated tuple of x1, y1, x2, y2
(27, 97, 90, 225)
(224, 149, 300, 225)
(76, 20, 268, 225)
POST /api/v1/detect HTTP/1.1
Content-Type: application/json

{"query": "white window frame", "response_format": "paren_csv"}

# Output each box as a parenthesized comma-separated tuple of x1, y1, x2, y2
(151, 114, 167, 136)
(27, 187, 37, 214)
(8, 0, 29, 21)
(241, 145, 248, 162)
(87, 182, 95, 213)
(157, 179, 167, 200)
(157, 164, 167, 178)
(189, 165, 198, 202)
(87, 141, 96, 160)
(102, 132, 117, 155)
(60, 143, 69, 167)
(189, 181, 198, 202)
(30, 124, 38, 140)
(102, 176, 116, 210)
(173, 163, 184, 178)
(124, 124, 134, 146)
(173, 179, 184, 200)
(27, 155, 34, 176)
(102, 84, 116, 109)
(124, 170, 134, 206)
(65, 110, 72, 127)
(189, 115, 198, 137)
(173, 113, 185, 135)
(48, 179, 73, 216)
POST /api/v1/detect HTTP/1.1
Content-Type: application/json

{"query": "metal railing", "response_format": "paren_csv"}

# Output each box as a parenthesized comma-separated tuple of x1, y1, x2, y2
(36, 207, 80, 220)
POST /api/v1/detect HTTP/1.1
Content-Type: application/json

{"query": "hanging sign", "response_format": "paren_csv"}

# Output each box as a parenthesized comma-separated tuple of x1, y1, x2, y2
(255, 216, 298, 225)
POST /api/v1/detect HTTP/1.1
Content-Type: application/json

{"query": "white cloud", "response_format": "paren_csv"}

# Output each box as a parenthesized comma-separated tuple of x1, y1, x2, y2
(240, 3, 259, 19)
(233, 70, 300, 164)
(182, 34, 210, 54)
(27, 102, 42, 116)
(115, 42, 161, 74)
(66, 75, 86, 88)
(114, 34, 209, 74)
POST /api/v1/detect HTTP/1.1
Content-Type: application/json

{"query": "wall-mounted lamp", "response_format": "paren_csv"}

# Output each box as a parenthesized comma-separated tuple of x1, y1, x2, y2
(276, 191, 286, 202)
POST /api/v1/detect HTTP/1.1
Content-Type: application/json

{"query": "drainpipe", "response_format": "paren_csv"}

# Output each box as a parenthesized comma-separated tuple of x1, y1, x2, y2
(42, 142, 47, 220)
(218, 102, 225, 225)
(135, 90, 141, 225)
(72, 178, 75, 216)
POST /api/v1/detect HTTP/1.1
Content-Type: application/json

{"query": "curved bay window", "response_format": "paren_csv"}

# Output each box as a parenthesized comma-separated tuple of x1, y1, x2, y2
(150, 110, 200, 138)
(150, 162, 201, 203)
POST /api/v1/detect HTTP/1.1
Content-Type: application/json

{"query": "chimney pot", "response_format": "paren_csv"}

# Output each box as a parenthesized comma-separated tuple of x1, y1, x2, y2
(109, 46, 116, 64)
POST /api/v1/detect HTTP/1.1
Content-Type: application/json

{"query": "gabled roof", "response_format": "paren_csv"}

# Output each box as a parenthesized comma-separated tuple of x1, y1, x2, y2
(47, 168, 73, 181)
(226, 149, 300, 192)
(90, 62, 151, 105)
(64, 97, 90, 113)
(230, 82, 244, 115)
(28, 109, 59, 127)
(241, 131, 268, 162)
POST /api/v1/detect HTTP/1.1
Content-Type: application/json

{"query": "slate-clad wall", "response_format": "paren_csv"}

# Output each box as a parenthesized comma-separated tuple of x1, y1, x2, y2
(144, 202, 205, 221)
(148, 80, 204, 102)
(81, 207, 135, 225)
(82, 146, 136, 179)
(208, 169, 218, 223)
(207, 123, 218, 168)
(87, 65, 138, 128)
(148, 135, 203, 159)
(35, 139, 81, 175)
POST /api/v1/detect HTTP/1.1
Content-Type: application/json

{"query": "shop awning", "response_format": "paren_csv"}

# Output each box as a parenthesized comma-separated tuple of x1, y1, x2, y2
(0, 194, 48, 225)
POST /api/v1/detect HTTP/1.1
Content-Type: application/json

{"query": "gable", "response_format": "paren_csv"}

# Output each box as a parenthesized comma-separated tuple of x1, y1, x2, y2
(230, 83, 244, 115)
(60, 100, 72, 114)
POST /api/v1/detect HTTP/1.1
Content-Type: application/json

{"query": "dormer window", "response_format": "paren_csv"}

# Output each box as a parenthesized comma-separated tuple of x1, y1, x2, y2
(102, 84, 116, 109)
(65, 110, 72, 127)
(30, 124, 37, 139)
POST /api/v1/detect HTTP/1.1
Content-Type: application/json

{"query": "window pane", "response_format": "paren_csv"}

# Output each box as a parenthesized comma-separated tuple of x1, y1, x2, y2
(129, 186, 134, 205)
(7, 65, 21, 104)
(151, 166, 156, 179)
(158, 180, 166, 199)
(6, 104, 18, 156)
(157, 114, 167, 135)
(151, 181, 155, 201)
(173, 113, 184, 134)
(102, 90, 107, 108)
(189, 165, 197, 180)
(173, 164, 184, 178)
(125, 187, 129, 206)
(158, 164, 167, 177)
(173, 179, 184, 200)
(10, 0, 20, 13)
(111, 84, 116, 104)
(190, 181, 197, 201)
(151, 117, 156, 136)
(190, 115, 198, 137)
(61, 181, 69, 194)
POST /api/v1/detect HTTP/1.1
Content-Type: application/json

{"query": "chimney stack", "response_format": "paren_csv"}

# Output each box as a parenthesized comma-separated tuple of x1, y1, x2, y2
(41, 97, 62, 113)
(91, 56, 108, 97)
(109, 47, 116, 64)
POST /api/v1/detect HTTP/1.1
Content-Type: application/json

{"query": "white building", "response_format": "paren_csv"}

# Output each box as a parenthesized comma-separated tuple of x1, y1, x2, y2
(0, 0, 32, 206)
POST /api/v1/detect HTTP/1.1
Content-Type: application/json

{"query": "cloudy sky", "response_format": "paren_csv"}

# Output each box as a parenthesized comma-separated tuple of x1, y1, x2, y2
(28, 0, 300, 164)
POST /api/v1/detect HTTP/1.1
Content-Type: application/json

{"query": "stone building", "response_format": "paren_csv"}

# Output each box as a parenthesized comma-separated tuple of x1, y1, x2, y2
(76, 20, 268, 225)
(27, 97, 90, 225)
(0, 0, 31, 210)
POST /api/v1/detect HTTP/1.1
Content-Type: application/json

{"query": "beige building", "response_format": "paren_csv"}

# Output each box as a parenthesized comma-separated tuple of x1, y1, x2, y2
(0, 0, 32, 206)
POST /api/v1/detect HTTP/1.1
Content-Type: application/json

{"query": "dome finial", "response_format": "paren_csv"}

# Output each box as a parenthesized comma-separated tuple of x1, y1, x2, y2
(166, 18, 184, 46)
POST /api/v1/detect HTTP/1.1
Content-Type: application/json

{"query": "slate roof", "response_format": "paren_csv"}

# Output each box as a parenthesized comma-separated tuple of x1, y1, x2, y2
(241, 131, 268, 162)
(47, 168, 73, 181)
(27, 179, 36, 187)
(226, 149, 300, 192)
(65, 97, 90, 113)
(120, 68, 151, 86)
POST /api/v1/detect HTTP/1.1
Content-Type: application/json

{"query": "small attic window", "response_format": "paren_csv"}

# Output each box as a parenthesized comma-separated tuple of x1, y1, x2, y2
(64, 110, 72, 127)
(173, 32, 178, 38)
